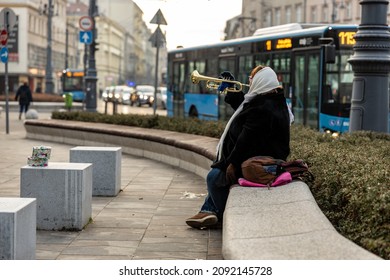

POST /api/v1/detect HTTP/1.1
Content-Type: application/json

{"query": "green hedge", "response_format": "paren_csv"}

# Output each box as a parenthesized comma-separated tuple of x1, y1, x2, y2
(52, 111, 390, 259)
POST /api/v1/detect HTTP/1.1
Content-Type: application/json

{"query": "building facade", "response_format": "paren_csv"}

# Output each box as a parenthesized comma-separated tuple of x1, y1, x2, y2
(0, 0, 74, 94)
(0, 0, 166, 95)
(225, 0, 390, 39)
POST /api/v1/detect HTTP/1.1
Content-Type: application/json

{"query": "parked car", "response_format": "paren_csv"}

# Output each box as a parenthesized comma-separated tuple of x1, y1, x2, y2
(102, 86, 116, 102)
(156, 86, 167, 109)
(135, 85, 155, 107)
(113, 85, 135, 104)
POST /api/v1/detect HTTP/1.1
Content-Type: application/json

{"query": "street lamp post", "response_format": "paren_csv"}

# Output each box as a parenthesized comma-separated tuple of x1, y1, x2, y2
(348, 0, 390, 133)
(43, 0, 55, 94)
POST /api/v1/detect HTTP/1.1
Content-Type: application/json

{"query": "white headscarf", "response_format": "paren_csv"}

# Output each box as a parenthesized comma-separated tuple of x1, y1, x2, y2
(216, 67, 281, 160)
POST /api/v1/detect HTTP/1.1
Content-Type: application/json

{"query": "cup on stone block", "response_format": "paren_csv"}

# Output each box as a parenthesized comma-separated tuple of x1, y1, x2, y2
(27, 156, 48, 167)
(32, 146, 51, 159)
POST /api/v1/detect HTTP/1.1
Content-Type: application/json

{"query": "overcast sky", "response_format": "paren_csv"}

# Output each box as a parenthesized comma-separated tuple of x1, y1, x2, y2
(133, 0, 242, 50)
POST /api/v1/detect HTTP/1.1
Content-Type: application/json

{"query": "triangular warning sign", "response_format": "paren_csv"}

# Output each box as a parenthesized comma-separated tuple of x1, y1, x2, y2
(150, 9, 167, 25)
(149, 26, 166, 47)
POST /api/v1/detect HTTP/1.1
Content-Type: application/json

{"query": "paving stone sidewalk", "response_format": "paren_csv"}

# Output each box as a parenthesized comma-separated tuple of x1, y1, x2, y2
(0, 110, 222, 260)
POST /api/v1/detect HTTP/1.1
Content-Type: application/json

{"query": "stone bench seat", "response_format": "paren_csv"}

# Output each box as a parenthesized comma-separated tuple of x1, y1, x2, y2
(223, 183, 379, 259)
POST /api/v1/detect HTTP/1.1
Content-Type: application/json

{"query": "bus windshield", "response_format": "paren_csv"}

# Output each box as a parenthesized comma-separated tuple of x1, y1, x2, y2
(63, 76, 83, 92)
(322, 52, 354, 118)
(62, 69, 85, 102)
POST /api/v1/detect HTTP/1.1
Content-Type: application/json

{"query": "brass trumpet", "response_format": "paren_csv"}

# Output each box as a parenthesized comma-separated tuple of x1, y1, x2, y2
(190, 70, 250, 93)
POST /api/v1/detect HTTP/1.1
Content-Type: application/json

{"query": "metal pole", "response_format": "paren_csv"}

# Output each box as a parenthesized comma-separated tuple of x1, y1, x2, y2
(348, 0, 390, 133)
(85, 0, 98, 112)
(4, 11, 9, 134)
(153, 41, 159, 115)
(45, 0, 54, 93)
(65, 27, 68, 69)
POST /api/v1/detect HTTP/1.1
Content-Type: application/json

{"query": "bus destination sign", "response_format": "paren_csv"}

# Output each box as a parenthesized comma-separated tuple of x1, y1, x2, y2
(338, 31, 356, 46)
(265, 38, 293, 51)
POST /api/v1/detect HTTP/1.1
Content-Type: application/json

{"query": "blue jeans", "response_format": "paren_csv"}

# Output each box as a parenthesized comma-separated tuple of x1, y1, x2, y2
(19, 104, 30, 113)
(200, 168, 230, 220)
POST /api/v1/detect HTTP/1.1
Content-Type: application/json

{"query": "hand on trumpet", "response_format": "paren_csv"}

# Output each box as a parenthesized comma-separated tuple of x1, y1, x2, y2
(218, 71, 235, 93)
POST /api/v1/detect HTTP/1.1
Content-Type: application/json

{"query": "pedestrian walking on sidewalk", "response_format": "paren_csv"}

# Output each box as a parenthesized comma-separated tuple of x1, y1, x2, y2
(186, 65, 292, 229)
(15, 81, 33, 120)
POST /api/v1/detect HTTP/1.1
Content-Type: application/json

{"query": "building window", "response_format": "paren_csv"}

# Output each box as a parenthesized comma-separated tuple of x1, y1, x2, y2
(275, 8, 281, 25)
(310, 6, 317, 23)
(285, 6, 292, 23)
(295, 4, 302, 23)
(322, 4, 329, 22)
(265, 9, 272, 27)
(345, 1, 352, 20)
(356, 0, 361, 20)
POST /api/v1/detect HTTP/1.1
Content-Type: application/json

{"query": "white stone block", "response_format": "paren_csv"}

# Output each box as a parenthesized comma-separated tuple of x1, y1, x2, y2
(70, 146, 122, 196)
(20, 162, 92, 231)
(0, 198, 36, 260)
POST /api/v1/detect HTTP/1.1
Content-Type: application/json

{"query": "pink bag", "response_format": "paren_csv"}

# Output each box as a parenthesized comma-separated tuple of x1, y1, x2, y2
(238, 172, 292, 188)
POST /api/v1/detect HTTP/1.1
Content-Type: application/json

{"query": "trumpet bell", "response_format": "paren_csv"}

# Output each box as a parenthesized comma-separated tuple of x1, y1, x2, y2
(191, 70, 202, 84)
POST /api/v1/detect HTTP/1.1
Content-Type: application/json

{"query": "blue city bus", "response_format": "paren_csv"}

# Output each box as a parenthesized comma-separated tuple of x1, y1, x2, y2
(167, 24, 389, 134)
(61, 69, 85, 102)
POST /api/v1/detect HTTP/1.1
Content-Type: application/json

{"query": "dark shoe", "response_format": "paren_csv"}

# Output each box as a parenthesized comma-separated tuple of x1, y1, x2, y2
(186, 212, 218, 229)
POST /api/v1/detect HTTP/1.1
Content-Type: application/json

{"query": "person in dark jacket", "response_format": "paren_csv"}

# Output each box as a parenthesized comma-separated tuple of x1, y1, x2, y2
(15, 82, 33, 120)
(186, 65, 291, 229)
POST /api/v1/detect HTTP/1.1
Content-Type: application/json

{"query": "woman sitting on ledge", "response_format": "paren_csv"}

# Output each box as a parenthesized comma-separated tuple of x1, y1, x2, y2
(186, 65, 291, 229)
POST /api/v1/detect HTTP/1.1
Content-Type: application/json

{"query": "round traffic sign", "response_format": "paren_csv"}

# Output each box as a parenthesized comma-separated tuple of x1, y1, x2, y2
(0, 47, 9, 63)
(0, 29, 7, 45)
(79, 16, 93, 31)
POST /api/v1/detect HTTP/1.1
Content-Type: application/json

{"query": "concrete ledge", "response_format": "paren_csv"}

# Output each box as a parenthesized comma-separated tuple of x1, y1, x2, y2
(23, 119, 380, 259)
(223, 183, 380, 259)
(24, 119, 217, 179)
(0, 101, 83, 112)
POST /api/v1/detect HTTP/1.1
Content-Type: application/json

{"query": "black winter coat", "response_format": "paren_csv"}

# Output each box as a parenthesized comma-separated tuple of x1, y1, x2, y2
(211, 90, 290, 178)
(15, 84, 33, 105)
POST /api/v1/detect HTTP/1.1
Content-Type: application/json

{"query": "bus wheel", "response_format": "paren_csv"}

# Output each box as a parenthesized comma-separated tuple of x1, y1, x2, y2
(189, 106, 198, 118)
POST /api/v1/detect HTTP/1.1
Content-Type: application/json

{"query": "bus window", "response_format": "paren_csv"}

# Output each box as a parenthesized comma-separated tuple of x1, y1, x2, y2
(219, 58, 236, 76)
(189, 60, 207, 93)
(293, 52, 320, 128)
(238, 55, 253, 88)
(322, 52, 354, 118)
(307, 54, 320, 128)
(272, 52, 290, 72)
(272, 53, 291, 98)
(172, 62, 186, 117)
(207, 57, 218, 77)
(254, 53, 271, 67)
